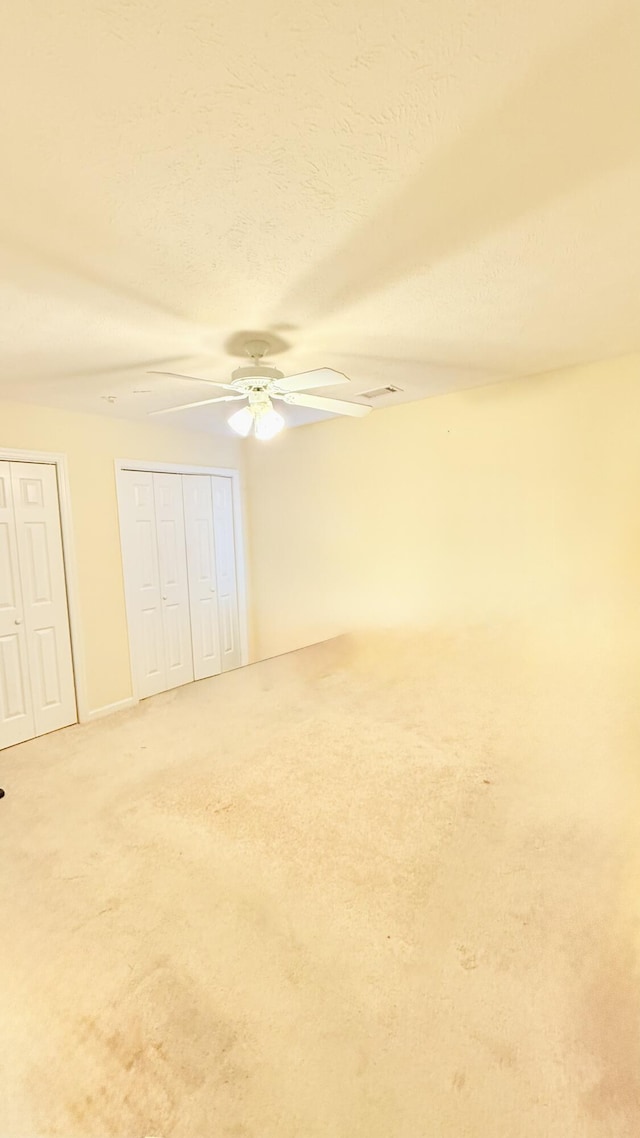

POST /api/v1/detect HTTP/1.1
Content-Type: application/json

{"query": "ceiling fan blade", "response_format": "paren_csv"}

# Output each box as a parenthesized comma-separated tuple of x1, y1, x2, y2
(147, 370, 236, 390)
(149, 395, 245, 416)
(273, 367, 349, 393)
(280, 391, 371, 417)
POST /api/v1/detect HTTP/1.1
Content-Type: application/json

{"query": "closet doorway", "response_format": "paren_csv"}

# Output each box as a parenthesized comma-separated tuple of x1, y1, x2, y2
(116, 462, 248, 701)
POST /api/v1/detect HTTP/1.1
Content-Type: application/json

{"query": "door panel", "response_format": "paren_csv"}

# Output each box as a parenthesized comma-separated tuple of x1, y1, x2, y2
(158, 519, 179, 585)
(182, 475, 222, 681)
(34, 626, 62, 707)
(0, 523, 17, 614)
(24, 522, 52, 602)
(0, 634, 31, 722)
(141, 605, 163, 681)
(10, 462, 76, 738)
(164, 604, 183, 669)
(137, 517, 157, 589)
(153, 473, 193, 689)
(211, 476, 241, 671)
(0, 461, 35, 747)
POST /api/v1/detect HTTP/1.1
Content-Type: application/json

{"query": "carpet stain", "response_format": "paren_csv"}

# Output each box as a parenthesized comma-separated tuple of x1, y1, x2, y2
(28, 965, 247, 1137)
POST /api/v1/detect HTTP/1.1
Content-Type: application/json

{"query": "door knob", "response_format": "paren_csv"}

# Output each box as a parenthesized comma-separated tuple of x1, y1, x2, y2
(162, 595, 167, 601)
(14, 617, 22, 625)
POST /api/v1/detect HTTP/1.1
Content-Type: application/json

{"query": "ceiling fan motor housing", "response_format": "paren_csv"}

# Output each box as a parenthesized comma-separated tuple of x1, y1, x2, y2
(230, 364, 285, 396)
(228, 366, 283, 407)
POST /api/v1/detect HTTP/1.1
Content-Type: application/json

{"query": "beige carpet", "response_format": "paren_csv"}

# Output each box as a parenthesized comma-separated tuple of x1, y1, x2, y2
(0, 629, 638, 1137)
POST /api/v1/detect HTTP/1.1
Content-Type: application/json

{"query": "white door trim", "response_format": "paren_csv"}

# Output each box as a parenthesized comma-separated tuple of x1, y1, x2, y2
(115, 459, 249, 702)
(0, 448, 89, 723)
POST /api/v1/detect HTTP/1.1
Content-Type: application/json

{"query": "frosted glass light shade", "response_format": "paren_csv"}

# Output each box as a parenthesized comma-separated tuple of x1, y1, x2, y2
(228, 406, 254, 436)
(254, 407, 285, 440)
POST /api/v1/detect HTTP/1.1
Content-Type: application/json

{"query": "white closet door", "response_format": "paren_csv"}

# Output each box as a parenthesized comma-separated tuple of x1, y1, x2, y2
(211, 475, 241, 671)
(0, 462, 35, 748)
(10, 462, 76, 737)
(153, 473, 194, 690)
(182, 475, 222, 681)
(119, 469, 167, 698)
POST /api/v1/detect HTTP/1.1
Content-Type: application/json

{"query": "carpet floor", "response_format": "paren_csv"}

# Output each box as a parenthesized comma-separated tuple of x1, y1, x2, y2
(0, 629, 638, 1137)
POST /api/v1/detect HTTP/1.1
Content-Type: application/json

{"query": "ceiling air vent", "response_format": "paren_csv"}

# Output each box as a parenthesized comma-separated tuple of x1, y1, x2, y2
(360, 385, 403, 400)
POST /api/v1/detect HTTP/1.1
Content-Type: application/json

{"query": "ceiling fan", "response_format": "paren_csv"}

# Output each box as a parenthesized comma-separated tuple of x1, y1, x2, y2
(147, 339, 372, 440)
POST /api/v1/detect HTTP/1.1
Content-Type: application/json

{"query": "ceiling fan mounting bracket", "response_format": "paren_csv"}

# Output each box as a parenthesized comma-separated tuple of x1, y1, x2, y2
(243, 338, 271, 361)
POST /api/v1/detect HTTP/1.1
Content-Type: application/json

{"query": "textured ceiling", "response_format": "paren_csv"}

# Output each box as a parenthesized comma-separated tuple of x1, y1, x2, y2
(0, 0, 638, 433)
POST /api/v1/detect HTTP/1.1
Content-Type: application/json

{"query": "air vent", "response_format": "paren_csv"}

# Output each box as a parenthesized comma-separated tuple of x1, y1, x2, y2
(360, 385, 403, 400)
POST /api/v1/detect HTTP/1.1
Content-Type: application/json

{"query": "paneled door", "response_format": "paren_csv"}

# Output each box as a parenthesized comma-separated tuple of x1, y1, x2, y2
(182, 475, 222, 681)
(119, 470, 194, 698)
(0, 462, 34, 748)
(0, 461, 77, 750)
(118, 469, 167, 698)
(153, 473, 194, 690)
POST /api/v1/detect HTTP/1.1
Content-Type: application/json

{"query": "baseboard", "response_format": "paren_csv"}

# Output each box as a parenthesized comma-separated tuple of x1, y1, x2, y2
(83, 697, 138, 723)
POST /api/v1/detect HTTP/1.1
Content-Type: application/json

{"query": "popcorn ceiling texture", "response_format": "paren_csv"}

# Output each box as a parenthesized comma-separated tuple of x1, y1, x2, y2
(0, 0, 638, 429)
(0, 630, 638, 1136)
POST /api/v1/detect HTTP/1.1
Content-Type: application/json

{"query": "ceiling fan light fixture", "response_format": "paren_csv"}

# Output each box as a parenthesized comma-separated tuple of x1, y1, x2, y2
(228, 406, 254, 436)
(228, 400, 284, 440)
(254, 406, 285, 440)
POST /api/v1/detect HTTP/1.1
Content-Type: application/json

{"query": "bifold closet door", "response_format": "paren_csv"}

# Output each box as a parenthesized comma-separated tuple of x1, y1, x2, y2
(0, 461, 76, 750)
(153, 473, 194, 690)
(0, 462, 35, 747)
(120, 470, 193, 698)
(182, 475, 222, 680)
(211, 475, 241, 671)
(119, 470, 165, 698)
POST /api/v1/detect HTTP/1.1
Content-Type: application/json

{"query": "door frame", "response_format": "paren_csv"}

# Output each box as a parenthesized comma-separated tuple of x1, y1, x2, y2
(115, 459, 250, 702)
(0, 447, 88, 722)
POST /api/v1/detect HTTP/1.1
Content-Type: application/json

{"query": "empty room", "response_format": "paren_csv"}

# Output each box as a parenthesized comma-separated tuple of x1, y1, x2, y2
(0, 1, 639, 1135)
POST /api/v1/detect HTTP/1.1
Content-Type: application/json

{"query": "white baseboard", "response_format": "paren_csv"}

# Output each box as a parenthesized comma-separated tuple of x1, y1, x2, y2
(82, 696, 138, 723)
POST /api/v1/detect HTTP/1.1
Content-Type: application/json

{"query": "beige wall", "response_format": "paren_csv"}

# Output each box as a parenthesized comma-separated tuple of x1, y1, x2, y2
(247, 353, 640, 666)
(0, 402, 245, 713)
(4, 353, 638, 716)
